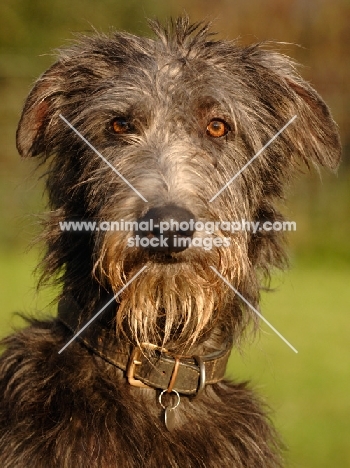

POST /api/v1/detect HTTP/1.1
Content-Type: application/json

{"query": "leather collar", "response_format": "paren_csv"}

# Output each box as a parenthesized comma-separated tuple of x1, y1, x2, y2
(58, 294, 232, 396)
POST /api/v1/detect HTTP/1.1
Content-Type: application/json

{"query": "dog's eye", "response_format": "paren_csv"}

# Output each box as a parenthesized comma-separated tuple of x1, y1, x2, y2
(206, 119, 230, 138)
(111, 117, 132, 134)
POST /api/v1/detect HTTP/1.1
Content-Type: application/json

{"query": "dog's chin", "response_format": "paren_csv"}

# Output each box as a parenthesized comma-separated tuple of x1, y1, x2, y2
(99, 247, 243, 349)
(97, 236, 247, 348)
(115, 265, 221, 349)
(101, 239, 246, 295)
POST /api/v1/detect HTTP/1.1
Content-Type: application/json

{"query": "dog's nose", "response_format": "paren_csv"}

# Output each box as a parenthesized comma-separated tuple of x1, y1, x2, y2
(136, 205, 196, 253)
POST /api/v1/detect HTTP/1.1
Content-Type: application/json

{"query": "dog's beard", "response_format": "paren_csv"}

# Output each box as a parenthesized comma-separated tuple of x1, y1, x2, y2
(95, 232, 247, 351)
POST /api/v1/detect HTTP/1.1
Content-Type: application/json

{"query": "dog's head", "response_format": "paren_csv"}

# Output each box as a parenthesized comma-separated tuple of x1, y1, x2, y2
(16, 17, 341, 350)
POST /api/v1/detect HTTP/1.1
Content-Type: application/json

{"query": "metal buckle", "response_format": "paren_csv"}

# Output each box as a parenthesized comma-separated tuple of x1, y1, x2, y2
(193, 355, 206, 395)
(127, 346, 150, 388)
(166, 356, 180, 393)
(127, 343, 168, 389)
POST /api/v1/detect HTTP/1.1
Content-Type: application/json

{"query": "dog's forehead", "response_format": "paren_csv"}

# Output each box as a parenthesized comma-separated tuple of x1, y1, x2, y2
(101, 37, 240, 108)
(91, 32, 234, 79)
(71, 37, 235, 118)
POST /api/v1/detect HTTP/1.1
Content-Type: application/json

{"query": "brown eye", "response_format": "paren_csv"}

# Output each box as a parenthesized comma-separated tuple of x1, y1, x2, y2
(206, 119, 230, 138)
(111, 117, 132, 134)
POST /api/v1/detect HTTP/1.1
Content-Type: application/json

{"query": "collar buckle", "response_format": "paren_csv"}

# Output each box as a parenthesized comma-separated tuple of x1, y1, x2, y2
(127, 342, 168, 389)
(127, 346, 150, 388)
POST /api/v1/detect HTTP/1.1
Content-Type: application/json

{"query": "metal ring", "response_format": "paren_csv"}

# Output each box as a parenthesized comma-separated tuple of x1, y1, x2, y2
(158, 389, 180, 410)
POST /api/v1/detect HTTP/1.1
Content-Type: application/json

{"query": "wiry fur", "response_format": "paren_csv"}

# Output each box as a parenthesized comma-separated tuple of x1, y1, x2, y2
(0, 319, 280, 467)
(0, 17, 340, 467)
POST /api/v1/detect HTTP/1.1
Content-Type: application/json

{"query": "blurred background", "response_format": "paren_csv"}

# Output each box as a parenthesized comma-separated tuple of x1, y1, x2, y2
(0, 0, 349, 466)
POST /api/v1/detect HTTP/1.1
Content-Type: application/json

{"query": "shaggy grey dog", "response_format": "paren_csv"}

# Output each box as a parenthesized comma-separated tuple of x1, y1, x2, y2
(0, 17, 340, 467)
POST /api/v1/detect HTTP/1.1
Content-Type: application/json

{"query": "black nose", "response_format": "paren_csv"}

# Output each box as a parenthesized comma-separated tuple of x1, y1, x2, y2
(136, 204, 196, 253)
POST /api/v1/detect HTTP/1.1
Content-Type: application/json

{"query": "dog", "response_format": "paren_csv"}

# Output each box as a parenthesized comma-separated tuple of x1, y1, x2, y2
(0, 17, 341, 467)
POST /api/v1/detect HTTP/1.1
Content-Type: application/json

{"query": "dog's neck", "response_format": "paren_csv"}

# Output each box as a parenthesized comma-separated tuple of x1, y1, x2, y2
(57, 292, 232, 396)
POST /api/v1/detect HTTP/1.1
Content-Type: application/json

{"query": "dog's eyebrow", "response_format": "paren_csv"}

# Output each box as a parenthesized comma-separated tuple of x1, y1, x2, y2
(209, 115, 297, 202)
(59, 114, 148, 202)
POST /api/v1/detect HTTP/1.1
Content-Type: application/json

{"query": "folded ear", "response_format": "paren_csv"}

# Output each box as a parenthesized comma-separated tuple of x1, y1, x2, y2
(250, 47, 341, 172)
(16, 62, 64, 158)
(285, 76, 341, 171)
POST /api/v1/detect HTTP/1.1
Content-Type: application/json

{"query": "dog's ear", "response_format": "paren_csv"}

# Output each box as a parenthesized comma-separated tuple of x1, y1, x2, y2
(285, 76, 341, 171)
(16, 62, 64, 158)
(251, 47, 341, 171)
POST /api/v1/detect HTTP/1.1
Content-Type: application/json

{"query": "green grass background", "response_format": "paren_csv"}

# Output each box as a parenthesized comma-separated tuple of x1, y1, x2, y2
(230, 263, 350, 467)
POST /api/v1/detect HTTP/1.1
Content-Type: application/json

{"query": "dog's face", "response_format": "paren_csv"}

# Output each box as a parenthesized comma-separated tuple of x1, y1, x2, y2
(16, 18, 340, 350)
